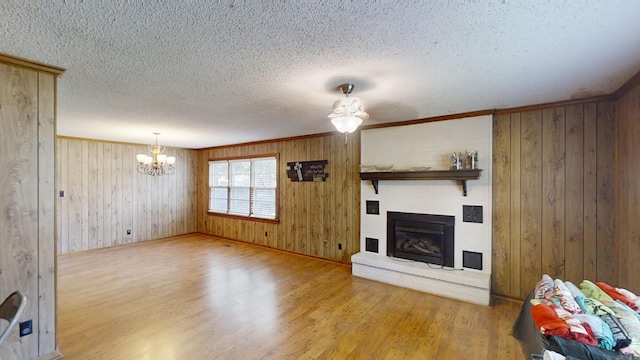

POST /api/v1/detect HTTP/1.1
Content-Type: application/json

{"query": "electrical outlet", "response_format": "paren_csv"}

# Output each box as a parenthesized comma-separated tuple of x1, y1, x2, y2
(265, 231, 268, 237)
(20, 320, 33, 337)
(338, 243, 342, 250)
(126, 229, 131, 235)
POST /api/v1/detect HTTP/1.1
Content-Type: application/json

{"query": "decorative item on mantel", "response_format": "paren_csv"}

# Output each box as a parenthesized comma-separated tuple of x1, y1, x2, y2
(465, 150, 478, 170)
(286, 160, 329, 182)
(451, 150, 478, 170)
(360, 164, 434, 172)
(136, 132, 176, 176)
(360, 164, 394, 172)
(450, 153, 462, 170)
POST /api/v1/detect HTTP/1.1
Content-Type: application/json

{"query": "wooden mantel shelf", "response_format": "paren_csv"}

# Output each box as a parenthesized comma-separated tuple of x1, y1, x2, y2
(359, 169, 482, 196)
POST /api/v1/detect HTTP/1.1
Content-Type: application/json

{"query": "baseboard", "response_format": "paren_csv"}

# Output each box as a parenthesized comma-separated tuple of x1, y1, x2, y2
(196, 232, 353, 267)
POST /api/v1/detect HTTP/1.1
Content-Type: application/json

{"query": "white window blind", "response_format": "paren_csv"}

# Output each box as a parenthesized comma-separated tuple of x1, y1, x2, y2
(209, 161, 229, 213)
(251, 157, 277, 219)
(208, 156, 277, 220)
(229, 160, 251, 215)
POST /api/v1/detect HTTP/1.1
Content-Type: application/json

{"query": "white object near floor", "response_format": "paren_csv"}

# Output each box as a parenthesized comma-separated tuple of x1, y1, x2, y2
(351, 252, 491, 305)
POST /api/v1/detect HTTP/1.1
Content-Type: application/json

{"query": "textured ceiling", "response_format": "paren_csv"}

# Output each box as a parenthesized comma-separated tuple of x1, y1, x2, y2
(2, 1, 640, 149)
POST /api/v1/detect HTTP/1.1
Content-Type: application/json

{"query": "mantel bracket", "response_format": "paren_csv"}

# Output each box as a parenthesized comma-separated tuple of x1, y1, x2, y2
(371, 180, 379, 194)
(460, 180, 468, 196)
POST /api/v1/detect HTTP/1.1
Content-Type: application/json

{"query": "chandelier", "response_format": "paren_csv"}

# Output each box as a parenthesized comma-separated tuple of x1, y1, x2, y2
(136, 132, 176, 176)
(327, 83, 369, 134)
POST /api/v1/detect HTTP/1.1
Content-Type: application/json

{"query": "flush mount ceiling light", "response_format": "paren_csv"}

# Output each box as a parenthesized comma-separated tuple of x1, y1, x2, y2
(136, 132, 176, 176)
(327, 83, 369, 135)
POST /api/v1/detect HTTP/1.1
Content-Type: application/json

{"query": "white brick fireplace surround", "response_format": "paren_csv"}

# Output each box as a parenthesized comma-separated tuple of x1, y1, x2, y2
(352, 115, 492, 305)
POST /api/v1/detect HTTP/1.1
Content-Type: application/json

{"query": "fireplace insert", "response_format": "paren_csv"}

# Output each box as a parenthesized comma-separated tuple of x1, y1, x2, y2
(387, 212, 454, 267)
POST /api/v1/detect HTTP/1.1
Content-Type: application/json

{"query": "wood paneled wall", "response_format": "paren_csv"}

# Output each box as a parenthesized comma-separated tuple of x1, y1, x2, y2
(615, 81, 640, 292)
(56, 137, 198, 254)
(492, 101, 616, 299)
(196, 133, 361, 262)
(0, 55, 63, 359)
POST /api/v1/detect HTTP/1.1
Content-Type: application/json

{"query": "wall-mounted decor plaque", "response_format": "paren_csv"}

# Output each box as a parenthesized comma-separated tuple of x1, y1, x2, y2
(286, 160, 329, 182)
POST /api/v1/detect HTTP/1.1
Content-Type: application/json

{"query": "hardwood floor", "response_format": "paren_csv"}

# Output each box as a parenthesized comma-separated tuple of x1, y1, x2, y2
(57, 234, 526, 359)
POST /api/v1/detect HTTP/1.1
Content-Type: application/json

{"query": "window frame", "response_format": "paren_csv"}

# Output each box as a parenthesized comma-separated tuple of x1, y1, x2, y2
(208, 153, 279, 223)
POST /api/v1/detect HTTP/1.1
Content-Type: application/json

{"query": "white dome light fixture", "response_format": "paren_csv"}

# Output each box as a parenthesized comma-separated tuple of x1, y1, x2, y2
(327, 83, 369, 137)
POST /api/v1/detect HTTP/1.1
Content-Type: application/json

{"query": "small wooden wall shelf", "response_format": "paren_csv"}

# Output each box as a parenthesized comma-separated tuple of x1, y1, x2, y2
(359, 169, 482, 196)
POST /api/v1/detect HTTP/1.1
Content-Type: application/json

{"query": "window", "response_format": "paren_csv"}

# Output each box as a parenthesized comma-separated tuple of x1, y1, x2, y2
(208, 156, 277, 220)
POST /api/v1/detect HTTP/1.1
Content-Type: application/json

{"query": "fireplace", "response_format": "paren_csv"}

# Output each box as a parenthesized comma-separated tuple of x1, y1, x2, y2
(387, 212, 454, 268)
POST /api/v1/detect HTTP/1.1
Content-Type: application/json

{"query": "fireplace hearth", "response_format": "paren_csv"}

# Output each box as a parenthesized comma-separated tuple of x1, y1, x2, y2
(387, 212, 454, 267)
